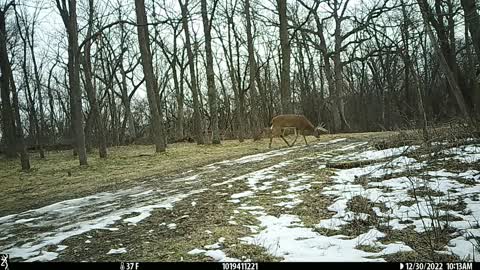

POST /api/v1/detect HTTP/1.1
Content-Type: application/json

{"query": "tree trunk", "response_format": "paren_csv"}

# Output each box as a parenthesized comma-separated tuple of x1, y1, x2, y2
(47, 63, 57, 143)
(56, 0, 88, 165)
(461, 0, 480, 68)
(244, 0, 262, 140)
(277, 0, 292, 114)
(180, 0, 204, 144)
(23, 12, 46, 159)
(11, 72, 30, 170)
(82, 0, 107, 158)
(0, 10, 16, 158)
(201, 0, 220, 144)
(417, 0, 471, 122)
(15, 9, 44, 159)
(118, 14, 136, 143)
(134, 0, 166, 152)
(176, 60, 186, 141)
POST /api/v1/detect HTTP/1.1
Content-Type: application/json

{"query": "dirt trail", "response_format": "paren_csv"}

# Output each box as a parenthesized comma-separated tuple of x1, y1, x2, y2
(2, 137, 479, 262)
(0, 138, 355, 261)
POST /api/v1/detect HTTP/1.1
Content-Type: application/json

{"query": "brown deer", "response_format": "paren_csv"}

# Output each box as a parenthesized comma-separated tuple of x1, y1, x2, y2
(268, 114, 328, 148)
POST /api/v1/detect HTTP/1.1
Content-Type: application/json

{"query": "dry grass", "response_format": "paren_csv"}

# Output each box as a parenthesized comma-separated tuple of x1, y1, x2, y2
(0, 139, 278, 215)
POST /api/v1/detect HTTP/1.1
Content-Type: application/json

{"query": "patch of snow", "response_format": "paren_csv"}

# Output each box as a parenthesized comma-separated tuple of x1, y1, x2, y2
(124, 212, 151, 225)
(274, 199, 303, 209)
(443, 145, 480, 163)
(249, 211, 265, 216)
(191, 201, 197, 207)
(188, 248, 206, 255)
(167, 223, 177, 229)
(275, 194, 297, 199)
(25, 251, 58, 262)
(213, 161, 291, 189)
(129, 190, 154, 197)
(55, 245, 68, 252)
(228, 199, 241, 204)
(459, 170, 480, 182)
(229, 148, 296, 165)
(326, 138, 347, 144)
(355, 146, 417, 161)
(241, 214, 410, 261)
(205, 243, 221, 249)
(172, 174, 199, 183)
(107, 248, 127, 254)
(238, 206, 264, 210)
(244, 225, 259, 233)
(14, 217, 41, 224)
(446, 236, 480, 261)
(338, 142, 369, 152)
(0, 214, 17, 223)
(204, 250, 241, 262)
(287, 184, 311, 193)
(427, 170, 457, 177)
(231, 191, 254, 199)
(187, 248, 240, 262)
(176, 215, 189, 220)
(2, 187, 207, 261)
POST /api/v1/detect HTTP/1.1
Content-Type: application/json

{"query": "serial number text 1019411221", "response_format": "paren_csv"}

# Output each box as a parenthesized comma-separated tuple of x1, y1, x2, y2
(403, 262, 473, 270)
(222, 262, 259, 270)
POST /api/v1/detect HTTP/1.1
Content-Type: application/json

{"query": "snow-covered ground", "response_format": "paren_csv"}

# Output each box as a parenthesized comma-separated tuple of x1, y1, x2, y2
(189, 140, 480, 262)
(2, 138, 479, 262)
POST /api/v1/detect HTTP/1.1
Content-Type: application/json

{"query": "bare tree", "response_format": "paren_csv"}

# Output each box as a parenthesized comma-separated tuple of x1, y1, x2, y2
(277, 0, 292, 114)
(417, 0, 471, 121)
(81, 0, 107, 158)
(201, 0, 220, 144)
(0, 1, 16, 158)
(461, 0, 480, 65)
(134, 0, 166, 152)
(244, 0, 262, 139)
(180, 0, 204, 144)
(55, 0, 88, 165)
(0, 1, 30, 170)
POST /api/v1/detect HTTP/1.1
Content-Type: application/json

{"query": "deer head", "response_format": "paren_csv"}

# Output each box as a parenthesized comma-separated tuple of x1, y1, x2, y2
(313, 123, 329, 138)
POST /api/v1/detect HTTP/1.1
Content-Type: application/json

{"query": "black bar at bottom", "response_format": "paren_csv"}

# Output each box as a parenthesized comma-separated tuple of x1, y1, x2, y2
(8, 262, 480, 270)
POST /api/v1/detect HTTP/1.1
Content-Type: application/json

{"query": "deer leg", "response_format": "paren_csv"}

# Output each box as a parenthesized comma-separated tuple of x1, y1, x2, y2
(280, 135, 291, 147)
(291, 129, 298, 147)
(269, 130, 273, 148)
(292, 134, 298, 146)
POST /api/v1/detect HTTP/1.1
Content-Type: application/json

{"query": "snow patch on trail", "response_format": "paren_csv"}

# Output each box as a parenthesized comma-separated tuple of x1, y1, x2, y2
(1, 188, 206, 261)
(188, 237, 240, 262)
(442, 145, 480, 163)
(240, 214, 412, 261)
(107, 248, 127, 254)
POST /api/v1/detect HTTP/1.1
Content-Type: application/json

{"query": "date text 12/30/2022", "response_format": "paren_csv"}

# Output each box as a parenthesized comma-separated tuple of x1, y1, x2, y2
(402, 262, 473, 270)
(222, 262, 259, 270)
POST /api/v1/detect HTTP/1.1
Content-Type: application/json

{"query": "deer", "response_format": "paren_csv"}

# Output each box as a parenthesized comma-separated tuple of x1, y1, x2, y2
(268, 114, 329, 148)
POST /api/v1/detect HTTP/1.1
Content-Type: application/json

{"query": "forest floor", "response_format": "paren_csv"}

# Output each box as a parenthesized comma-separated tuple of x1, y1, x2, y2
(1, 130, 479, 262)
